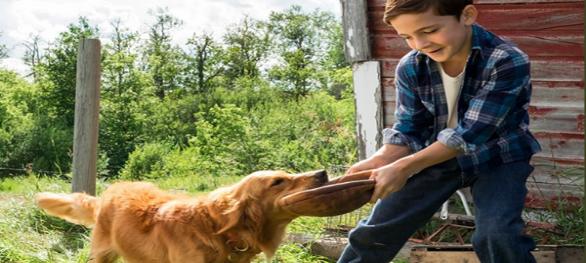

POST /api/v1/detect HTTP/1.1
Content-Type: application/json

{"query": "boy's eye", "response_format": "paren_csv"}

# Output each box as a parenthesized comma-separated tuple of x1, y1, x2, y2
(423, 28, 438, 34)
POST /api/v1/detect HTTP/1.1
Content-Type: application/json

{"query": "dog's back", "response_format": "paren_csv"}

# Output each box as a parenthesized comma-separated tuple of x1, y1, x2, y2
(36, 182, 180, 228)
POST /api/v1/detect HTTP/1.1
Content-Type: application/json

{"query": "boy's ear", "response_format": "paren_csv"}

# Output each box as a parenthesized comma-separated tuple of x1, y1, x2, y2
(461, 5, 478, 25)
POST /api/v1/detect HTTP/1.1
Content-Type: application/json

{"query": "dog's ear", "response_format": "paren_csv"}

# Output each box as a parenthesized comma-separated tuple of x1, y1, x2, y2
(216, 198, 264, 235)
(216, 199, 244, 234)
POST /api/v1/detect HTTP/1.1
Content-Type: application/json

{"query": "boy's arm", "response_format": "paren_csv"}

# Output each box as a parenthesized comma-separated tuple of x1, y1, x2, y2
(346, 144, 411, 175)
(369, 141, 460, 202)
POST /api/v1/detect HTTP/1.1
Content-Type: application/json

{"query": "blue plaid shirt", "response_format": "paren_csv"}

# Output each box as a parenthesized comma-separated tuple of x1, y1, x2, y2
(383, 24, 541, 174)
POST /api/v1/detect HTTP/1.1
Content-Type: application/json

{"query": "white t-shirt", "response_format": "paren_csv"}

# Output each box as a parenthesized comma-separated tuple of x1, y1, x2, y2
(437, 62, 465, 128)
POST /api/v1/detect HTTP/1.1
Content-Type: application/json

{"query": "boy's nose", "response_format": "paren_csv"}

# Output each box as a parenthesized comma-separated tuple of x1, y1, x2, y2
(413, 38, 430, 51)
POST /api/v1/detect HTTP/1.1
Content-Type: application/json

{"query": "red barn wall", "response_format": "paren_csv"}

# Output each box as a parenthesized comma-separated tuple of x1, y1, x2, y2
(367, 0, 584, 204)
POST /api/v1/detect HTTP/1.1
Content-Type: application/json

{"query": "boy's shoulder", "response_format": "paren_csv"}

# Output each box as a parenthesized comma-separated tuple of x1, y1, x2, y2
(471, 24, 529, 64)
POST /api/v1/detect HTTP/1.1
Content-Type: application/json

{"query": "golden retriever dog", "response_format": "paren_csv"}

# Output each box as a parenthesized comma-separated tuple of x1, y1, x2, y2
(36, 170, 328, 263)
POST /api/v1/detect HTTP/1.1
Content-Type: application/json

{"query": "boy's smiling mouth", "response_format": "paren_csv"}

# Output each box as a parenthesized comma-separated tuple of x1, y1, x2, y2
(426, 48, 442, 54)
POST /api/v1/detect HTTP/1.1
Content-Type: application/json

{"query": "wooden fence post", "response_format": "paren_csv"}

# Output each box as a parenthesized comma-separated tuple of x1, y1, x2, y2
(72, 38, 101, 195)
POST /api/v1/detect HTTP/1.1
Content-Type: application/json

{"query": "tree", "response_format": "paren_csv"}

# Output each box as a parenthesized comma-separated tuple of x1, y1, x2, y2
(0, 70, 36, 174)
(100, 19, 149, 175)
(317, 18, 353, 99)
(223, 16, 270, 83)
(144, 8, 183, 100)
(0, 32, 7, 59)
(267, 6, 335, 100)
(182, 33, 224, 94)
(37, 17, 99, 127)
(23, 17, 99, 174)
(22, 34, 43, 81)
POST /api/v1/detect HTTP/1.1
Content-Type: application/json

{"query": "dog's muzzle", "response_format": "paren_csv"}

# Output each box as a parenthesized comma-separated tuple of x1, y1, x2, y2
(279, 170, 374, 217)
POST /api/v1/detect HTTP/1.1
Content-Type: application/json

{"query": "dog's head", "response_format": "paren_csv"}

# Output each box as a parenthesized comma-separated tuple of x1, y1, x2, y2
(209, 170, 328, 258)
(215, 170, 328, 221)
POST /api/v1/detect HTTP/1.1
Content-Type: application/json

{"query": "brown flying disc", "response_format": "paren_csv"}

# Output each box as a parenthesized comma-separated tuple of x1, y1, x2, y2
(279, 170, 374, 217)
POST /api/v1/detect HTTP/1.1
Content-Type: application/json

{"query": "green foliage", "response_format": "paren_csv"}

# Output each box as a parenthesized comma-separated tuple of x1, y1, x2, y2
(100, 21, 150, 175)
(121, 91, 357, 179)
(37, 17, 99, 127)
(119, 142, 173, 180)
(182, 33, 225, 94)
(268, 5, 341, 100)
(551, 204, 584, 244)
(140, 94, 201, 146)
(0, 70, 36, 172)
(255, 92, 357, 171)
(145, 8, 183, 100)
(223, 16, 270, 82)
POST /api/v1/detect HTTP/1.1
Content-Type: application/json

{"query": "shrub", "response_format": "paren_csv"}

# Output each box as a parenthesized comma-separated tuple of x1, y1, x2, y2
(119, 142, 173, 180)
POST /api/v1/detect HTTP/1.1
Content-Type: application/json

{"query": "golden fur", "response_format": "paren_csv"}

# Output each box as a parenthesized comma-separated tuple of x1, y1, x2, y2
(36, 170, 328, 263)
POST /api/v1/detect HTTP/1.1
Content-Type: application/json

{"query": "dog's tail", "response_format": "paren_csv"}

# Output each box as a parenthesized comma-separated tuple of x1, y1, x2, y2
(35, 192, 99, 228)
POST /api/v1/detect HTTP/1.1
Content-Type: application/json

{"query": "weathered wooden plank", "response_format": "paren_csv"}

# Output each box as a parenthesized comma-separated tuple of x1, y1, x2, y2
(383, 101, 396, 125)
(353, 61, 383, 160)
(410, 248, 556, 263)
(530, 158, 584, 185)
(533, 131, 584, 159)
(475, 4, 584, 31)
(383, 104, 584, 135)
(380, 58, 584, 81)
(368, 0, 584, 8)
(382, 81, 585, 106)
(380, 59, 399, 78)
(526, 183, 583, 208)
(381, 83, 585, 134)
(532, 155, 584, 166)
(371, 33, 583, 58)
(382, 103, 585, 157)
(368, 3, 584, 32)
(531, 84, 585, 107)
(72, 39, 101, 196)
(341, 0, 371, 62)
(529, 105, 584, 132)
(531, 59, 584, 82)
(476, 0, 583, 3)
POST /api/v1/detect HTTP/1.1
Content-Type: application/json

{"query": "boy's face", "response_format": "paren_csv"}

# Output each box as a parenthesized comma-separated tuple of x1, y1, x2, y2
(390, 6, 476, 66)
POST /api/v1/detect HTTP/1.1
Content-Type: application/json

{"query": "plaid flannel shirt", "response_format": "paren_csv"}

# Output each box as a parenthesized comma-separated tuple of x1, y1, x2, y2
(383, 24, 541, 174)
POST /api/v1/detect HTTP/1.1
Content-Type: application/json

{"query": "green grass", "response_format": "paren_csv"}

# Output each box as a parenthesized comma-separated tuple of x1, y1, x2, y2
(0, 174, 335, 262)
(3, 174, 581, 262)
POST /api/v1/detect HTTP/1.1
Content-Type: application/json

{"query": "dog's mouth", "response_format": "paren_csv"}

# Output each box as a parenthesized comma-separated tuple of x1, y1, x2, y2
(279, 170, 374, 217)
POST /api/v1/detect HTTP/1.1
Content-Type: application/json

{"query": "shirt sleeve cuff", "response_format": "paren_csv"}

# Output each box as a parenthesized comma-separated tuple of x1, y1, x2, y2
(437, 128, 477, 154)
(382, 128, 422, 152)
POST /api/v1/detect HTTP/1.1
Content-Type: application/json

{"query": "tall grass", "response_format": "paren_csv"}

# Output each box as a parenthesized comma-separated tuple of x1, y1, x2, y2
(0, 174, 332, 262)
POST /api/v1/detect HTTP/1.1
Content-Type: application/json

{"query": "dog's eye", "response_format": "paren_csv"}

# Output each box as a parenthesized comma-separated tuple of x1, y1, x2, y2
(270, 178, 285, 187)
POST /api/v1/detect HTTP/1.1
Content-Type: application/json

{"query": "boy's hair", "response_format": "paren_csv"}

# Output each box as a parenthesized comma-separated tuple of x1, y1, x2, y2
(383, 0, 473, 26)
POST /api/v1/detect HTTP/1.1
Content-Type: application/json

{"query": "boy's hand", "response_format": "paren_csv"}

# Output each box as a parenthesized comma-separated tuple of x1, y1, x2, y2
(369, 158, 415, 203)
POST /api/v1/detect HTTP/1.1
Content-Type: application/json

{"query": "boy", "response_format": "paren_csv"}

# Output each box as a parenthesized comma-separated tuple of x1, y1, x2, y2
(338, 1, 541, 262)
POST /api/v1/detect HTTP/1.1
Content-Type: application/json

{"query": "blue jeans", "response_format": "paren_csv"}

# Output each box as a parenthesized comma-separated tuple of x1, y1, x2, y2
(337, 159, 536, 263)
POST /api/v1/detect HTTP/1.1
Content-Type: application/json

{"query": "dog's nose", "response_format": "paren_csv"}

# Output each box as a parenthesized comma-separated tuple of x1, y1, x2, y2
(314, 170, 328, 183)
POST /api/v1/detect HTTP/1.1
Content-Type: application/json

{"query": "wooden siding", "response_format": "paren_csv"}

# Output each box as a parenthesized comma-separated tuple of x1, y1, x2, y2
(366, 0, 584, 202)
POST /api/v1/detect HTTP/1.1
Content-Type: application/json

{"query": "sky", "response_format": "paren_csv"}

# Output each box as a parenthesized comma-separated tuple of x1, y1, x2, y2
(0, 0, 342, 76)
